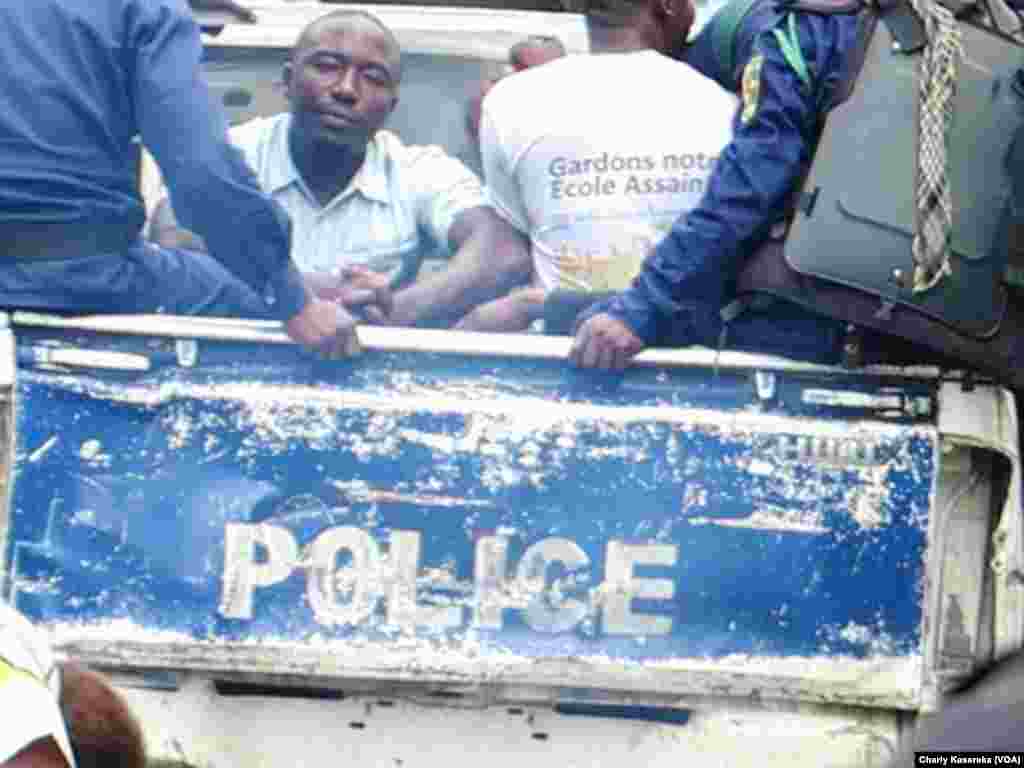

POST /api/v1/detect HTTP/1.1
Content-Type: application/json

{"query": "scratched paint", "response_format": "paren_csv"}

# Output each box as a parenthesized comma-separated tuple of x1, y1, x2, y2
(3, 345, 937, 707)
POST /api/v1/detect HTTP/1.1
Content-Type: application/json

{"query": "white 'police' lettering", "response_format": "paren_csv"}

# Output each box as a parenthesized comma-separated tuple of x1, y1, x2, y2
(219, 524, 679, 636)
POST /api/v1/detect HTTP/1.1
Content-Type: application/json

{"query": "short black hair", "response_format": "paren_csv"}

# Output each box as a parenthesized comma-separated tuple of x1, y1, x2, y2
(293, 9, 402, 80)
(581, 0, 648, 27)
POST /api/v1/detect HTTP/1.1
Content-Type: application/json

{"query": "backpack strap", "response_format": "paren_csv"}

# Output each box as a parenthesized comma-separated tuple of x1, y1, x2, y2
(709, 0, 766, 86)
(718, 6, 879, 332)
(772, 12, 813, 88)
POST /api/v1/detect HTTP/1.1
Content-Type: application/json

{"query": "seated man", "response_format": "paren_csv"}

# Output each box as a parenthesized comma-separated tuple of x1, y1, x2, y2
(151, 9, 531, 328)
(457, 0, 738, 333)
(1, 601, 146, 768)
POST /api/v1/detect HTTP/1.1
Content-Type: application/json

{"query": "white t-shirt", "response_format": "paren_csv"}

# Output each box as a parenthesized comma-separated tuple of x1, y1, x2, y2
(0, 603, 75, 767)
(481, 51, 738, 293)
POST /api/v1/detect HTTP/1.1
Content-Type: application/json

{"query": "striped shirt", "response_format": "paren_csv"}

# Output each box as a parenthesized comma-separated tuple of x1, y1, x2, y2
(228, 114, 487, 279)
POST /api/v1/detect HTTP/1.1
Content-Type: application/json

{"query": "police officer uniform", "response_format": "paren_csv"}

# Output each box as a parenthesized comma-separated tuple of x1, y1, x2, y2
(576, 0, 865, 364)
(0, 0, 307, 322)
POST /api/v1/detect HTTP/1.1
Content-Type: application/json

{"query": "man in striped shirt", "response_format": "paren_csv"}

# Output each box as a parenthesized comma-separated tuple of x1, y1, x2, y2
(151, 9, 531, 328)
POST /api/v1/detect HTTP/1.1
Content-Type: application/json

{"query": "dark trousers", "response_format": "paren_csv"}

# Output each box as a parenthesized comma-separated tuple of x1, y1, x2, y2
(0, 240, 272, 319)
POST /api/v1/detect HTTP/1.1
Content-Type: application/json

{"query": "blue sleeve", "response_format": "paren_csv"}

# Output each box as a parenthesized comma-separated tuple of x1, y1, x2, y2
(128, 0, 308, 320)
(589, 14, 836, 346)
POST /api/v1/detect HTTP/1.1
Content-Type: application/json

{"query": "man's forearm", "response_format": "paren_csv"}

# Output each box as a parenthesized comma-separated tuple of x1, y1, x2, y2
(390, 210, 531, 327)
(390, 246, 528, 327)
(454, 287, 545, 333)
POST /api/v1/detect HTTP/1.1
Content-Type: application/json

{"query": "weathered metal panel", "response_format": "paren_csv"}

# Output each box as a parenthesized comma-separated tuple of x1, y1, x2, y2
(117, 673, 903, 768)
(1, 320, 939, 709)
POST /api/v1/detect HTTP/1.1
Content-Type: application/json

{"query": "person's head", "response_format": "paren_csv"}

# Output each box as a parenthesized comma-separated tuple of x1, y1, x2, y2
(466, 36, 566, 143)
(283, 10, 401, 151)
(509, 36, 567, 71)
(582, 0, 695, 57)
(59, 662, 146, 768)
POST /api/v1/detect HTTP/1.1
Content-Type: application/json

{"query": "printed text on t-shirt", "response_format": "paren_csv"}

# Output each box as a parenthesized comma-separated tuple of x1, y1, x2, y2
(547, 151, 718, 200)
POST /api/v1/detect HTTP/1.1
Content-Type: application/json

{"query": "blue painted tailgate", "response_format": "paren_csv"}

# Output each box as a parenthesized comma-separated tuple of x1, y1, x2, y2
(1, 325, 938, 708)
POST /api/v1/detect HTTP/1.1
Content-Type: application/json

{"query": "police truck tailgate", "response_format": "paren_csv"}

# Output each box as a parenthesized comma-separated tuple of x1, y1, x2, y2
(0, 315, 1019, 766)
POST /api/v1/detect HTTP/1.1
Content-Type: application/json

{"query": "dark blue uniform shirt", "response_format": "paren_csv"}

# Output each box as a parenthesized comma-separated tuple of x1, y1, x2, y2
(0, 0, 307, 319)
(582, 0, 863, 364)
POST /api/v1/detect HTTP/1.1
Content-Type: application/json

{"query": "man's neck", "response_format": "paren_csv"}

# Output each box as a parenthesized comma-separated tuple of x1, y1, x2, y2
(288, 124, 368, 207)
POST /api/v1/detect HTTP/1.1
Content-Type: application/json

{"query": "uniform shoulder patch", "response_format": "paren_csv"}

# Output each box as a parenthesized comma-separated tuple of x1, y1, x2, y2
(740, 53, 764, 124)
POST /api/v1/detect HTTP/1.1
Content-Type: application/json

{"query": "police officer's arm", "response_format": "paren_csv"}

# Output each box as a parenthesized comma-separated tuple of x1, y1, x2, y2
(580, 16, 827, 351)
(129, 1, 305, 318)
(128, 0, 360, 357)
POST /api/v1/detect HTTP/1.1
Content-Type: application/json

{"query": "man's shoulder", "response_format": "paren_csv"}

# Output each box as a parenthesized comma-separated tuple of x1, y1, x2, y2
(630, 51, 728, 82)
(488, 51, 737, 122)
(486, 54, 582, 104)
(623, 52, 739, 111)
(488, 51, 728, 99)
(372, 130, 469, 172)
(481, 55, 586, 133)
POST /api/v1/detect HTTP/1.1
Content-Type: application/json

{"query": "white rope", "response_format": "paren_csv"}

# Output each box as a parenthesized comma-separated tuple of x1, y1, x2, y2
(907, 0, 962, 293)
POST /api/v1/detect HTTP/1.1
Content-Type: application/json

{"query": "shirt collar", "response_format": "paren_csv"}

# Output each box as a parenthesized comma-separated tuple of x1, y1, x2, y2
(337, 132, 391, 206)
(270, 116, 392, 206)
(263, 114, 301, 195)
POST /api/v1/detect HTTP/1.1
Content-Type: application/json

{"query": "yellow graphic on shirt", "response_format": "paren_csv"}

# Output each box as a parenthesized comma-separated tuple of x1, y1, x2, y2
(741, 53, 764, 125)
(554, 225, 666, 292)
(554, 245, 642, 292)
(0, 657, 35, 687)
